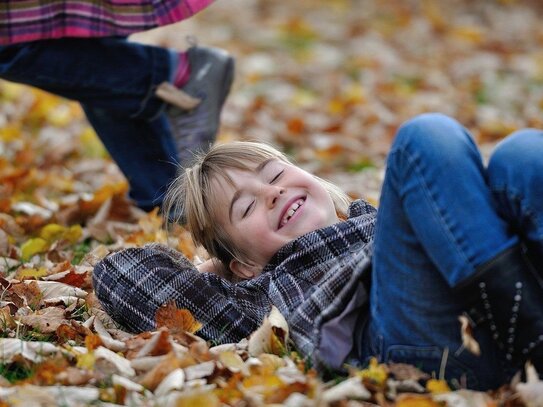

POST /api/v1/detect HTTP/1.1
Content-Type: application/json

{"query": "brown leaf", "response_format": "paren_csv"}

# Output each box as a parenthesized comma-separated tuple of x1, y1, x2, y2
(11, 280, 42, 309)
(387, 363, 431, 381)
(155, 301, 202, 335)
(19, 307, 68, 333)
(138, 352, 182, 391)
(0, 306, 16, 330)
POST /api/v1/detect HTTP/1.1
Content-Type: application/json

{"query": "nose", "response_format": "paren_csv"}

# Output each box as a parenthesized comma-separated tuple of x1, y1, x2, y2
(265, 185, 285, 208)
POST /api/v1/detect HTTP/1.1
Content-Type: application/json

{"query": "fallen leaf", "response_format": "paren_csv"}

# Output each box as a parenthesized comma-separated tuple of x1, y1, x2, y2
(321, 377, 371, 403)
(516, 362, 543, 407)
(459, 314, 481, 356)
(19, 306, 68, 333)
(426, 378, 452, 394)
(20, 237, 49, 260)
(156, 301, 202, 335)
(248, 306, 289, 357)
(139, 352, 182, 391)
(396, 393, 442, 407)
(0, 338, 60, 363)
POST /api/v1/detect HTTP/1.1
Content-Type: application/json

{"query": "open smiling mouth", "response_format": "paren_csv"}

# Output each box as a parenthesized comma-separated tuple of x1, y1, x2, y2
(279, 198, 305, 228)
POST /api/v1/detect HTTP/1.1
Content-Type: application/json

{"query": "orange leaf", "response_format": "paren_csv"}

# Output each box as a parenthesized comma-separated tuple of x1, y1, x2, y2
(85, 333, 103, 351)
(156, 301, 202, 334)
(396, 394, 442, 407)
(56, 270, 88, 288)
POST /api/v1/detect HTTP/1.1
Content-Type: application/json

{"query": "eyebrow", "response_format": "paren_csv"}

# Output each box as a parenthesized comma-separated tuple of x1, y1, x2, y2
(228, 158, 276, 223)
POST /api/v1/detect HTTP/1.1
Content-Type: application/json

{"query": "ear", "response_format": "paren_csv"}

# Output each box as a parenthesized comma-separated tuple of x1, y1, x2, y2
(229, 259, 261, 280)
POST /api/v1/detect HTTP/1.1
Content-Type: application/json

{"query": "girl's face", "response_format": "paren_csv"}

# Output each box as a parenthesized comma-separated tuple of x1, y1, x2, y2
(211, 159, 339, 277)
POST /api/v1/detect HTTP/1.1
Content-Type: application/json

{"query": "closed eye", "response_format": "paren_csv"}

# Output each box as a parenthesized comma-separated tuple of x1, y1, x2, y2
(243, 200, 254, 218)
(270, 170, 284, 183)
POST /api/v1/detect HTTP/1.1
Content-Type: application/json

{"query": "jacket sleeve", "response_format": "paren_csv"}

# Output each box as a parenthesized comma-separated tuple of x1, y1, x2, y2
(92, 243, 268, 343)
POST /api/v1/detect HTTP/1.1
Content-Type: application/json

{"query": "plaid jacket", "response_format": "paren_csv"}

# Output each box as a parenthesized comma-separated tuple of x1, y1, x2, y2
(0, 0, 214, 45)
(93, 199, 376, 369)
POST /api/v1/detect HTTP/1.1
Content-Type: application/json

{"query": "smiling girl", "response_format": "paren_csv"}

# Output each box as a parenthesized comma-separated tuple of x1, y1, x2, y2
(93, 113, 543, 390)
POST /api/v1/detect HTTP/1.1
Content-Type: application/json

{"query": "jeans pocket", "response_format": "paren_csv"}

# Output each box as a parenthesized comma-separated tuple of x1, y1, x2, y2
(385, 345, 479, 389)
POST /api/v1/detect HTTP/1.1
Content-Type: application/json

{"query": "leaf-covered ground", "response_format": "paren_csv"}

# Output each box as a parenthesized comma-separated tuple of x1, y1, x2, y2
(1, 0, 543, 405)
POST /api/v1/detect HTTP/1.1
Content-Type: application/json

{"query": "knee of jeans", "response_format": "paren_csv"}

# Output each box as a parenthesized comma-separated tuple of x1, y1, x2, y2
(488, 129, 543, 186)
(392, 113, 474, 161)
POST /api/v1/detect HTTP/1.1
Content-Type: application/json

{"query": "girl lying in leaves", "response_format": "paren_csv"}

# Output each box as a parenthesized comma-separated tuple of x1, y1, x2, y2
(93, 113, 543, 390)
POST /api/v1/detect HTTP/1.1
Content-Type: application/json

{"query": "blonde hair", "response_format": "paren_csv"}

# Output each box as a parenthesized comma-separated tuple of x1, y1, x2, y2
(164, 141, 352, 269)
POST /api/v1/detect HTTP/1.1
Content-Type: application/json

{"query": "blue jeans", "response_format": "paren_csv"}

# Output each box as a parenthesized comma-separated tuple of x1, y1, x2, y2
(0, 38, 181, 210)
(365, 113, 543, 390)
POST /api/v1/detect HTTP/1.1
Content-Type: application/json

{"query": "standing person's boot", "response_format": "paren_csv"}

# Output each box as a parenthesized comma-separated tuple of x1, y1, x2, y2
(453, 244, 543, 372)
(156, 45, 235, 165)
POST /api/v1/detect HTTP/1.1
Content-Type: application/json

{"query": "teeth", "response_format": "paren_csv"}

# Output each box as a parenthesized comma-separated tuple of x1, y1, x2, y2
(281, 199, 304, 226)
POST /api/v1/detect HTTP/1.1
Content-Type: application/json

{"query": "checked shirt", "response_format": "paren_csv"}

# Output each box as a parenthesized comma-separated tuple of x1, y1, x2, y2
(93, 199, 376, 370)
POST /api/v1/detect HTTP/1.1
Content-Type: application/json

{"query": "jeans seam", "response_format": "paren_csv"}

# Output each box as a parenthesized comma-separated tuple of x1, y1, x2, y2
(392, 148, 475, 275)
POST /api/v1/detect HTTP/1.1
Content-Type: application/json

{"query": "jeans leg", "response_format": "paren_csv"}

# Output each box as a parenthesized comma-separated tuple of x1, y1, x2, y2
(0, 38, 183, 208)
(368, 113, 518, 389)
(487, 129, 543, 266)
(82, 106, 178, 211)
(0, 38, 172, 118)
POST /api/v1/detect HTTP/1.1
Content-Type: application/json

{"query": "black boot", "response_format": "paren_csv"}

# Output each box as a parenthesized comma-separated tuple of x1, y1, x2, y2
(453, 245, 543, 371)
(524, 241, 543, 279)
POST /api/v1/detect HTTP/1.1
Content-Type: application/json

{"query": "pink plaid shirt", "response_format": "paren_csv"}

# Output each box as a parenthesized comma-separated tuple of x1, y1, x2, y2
(0, 0, 214, 45)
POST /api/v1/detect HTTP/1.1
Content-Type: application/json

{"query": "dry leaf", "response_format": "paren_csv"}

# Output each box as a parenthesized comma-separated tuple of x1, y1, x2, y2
(321, 377, 371, 403)
(139, 352, 182, 391)
(30, 280, 87, 300)
(396, 393, 442, 407)
(153, 368, 185, 397)
(94, 346, 135, 377)
(516, 362, 543, 407)
(248, 306, 289, 356)
(19, 306, 68, 333)
(426, 378, 452, 394)
(0, 338, 60, 363)
(459, 314, 481, 356)
(155, 301, 202, 335)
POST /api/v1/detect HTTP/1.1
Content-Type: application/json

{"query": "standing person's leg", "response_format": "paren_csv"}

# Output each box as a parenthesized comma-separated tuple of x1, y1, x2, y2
(0, 38, 233, 209)
(81, 107, 177, 210)
(365, 113, 523, 390)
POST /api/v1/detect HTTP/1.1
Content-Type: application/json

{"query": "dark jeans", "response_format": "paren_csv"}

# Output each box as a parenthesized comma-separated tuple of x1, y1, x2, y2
(0, 37, 182, 210)
(365, 113, 543, 390)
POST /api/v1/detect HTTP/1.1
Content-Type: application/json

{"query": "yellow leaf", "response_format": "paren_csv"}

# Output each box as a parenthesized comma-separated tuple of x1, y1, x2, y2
(17, 267, 48, 279)
(426, 378, 451, 394)
(63, 225, 83, 244)
(248, 306, 289, 357)
(396, 394, 442, 407)
(47, 104, 72, 127)
(450, 26, 484, 44)
(0, 125, 21, 142)
(357, 357, 388, 386)
(242, 373, 283, 389)
(40, 224, 66, 243)
(76, 351, 96, 370)
(175, 391, 220, 407)
(20, 237, 49, 260)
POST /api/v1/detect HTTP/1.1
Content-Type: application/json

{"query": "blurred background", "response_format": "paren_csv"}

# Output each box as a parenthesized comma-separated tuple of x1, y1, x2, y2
(2, 0, 543, 208)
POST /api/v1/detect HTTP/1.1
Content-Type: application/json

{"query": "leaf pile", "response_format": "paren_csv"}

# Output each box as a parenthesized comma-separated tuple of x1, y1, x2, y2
(2, 0, 543, 405)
